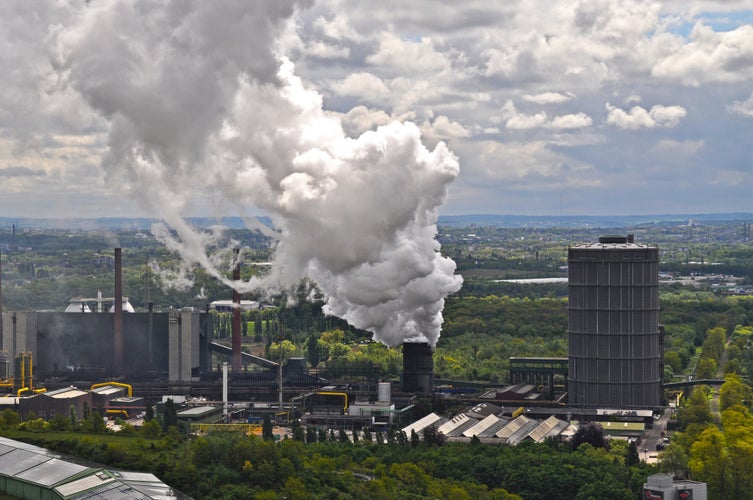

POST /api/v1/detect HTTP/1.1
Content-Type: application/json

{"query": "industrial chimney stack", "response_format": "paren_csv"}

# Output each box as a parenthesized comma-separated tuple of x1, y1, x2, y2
(232, 248, 242, 372)
(402, 342, 434, 395)
(113, 248, 124, 375)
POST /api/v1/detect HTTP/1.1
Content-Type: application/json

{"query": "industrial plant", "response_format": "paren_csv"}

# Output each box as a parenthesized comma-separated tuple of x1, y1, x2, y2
(0, 236, 671, 447)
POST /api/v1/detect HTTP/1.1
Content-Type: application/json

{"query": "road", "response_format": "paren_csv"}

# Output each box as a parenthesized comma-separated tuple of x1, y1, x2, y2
(640, 407, 672, 464)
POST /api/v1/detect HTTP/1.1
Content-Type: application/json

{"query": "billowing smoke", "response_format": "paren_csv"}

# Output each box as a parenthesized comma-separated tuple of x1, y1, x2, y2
(51, 1, 462, 347)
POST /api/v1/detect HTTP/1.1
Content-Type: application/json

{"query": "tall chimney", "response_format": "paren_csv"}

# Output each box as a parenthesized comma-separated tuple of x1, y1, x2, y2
(402, 342, 434, 395)
(232, 248, 242, 372)
(113, 248, 123, 375)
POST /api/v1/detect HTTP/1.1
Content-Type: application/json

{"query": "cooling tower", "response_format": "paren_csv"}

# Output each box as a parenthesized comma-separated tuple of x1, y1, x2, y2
(568, 235, 662, 408)
(402, 342, 433, 395)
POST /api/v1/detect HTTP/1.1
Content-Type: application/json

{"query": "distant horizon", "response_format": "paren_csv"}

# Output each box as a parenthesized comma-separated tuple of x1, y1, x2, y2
(0, 211, 751, 231)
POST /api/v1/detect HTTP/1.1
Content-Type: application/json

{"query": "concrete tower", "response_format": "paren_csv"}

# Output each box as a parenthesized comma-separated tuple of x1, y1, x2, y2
(568, 235, 662, 408)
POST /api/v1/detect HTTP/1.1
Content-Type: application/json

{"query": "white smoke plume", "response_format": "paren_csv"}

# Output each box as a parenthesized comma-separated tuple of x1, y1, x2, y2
(51, 0, 462, 347)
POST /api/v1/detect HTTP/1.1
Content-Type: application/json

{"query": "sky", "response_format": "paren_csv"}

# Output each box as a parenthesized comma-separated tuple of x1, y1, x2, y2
(1, 1, 753, 219)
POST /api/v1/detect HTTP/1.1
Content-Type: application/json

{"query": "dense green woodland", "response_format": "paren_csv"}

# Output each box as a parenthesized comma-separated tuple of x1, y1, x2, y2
(0, 410, 653, 499)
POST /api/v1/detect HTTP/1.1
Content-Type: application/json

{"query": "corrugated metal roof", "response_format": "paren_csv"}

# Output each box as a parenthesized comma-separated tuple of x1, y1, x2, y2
(506, 419, 540, 446)
(16, 457, 88, 486)
(0, 437, 179, 499)
(176, 405, 220, 417)
(55, 471, 116, 497)
(48, 388, 89, 399)
(495, 415, 533, 440)
(92, 386, 125, 395)
(477, 418, 510, 438)
(463, 414, 501, 438)
(528, 415, 568, 443)
(0, 448, 49, 476)
(401, 412, 443, 436)
(445, 419, 479, 438)
(437, 413, 472, 436)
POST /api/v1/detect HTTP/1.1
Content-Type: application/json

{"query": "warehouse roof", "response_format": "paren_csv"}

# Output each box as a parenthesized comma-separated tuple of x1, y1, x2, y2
(0, 437, 180, 499)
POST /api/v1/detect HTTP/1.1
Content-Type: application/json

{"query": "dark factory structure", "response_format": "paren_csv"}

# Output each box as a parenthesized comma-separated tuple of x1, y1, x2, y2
(567, 235, 663, 409)
(401, 342, 434, 395)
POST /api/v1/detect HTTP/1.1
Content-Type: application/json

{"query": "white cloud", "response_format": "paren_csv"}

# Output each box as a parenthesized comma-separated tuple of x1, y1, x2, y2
(605, 103, 687, 129)
(306, 41, 350, 59)
(366, 33, 451, 75)
(500, 100, 592, 131)
(728, 92, 753, 117)
(522, 92, 575, 105)
(652, 23, 753, 86)
(420, 115, 470, 148)
(331, 72, 390, 99)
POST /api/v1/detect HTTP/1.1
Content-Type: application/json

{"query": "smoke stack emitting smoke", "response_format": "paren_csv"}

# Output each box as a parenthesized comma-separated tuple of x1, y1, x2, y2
(54, 1, 462, 348)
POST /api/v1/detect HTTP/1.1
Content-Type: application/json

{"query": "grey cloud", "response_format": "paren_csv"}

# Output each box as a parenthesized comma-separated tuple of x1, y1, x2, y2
(0, 166, 46, 177)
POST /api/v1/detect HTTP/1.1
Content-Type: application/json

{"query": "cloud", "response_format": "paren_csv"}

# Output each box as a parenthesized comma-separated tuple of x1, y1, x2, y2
(522, 92, 575, 104)
(650, 139, 704, 156)
(652, 23, 753, 86)
(331, 72, 390, 99)
(0, 166, 46, 177)
(728, 92, 753, 117)
(605, 103, 687, 129)
(366, 33, 451, 74)
(500, 100, 592, 130)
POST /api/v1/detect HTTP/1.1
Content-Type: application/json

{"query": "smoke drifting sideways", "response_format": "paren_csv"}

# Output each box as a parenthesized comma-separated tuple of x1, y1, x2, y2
(51, 0, 462, 348)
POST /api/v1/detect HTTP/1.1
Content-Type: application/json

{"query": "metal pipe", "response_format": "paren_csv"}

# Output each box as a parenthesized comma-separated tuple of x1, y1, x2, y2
(222, 361, 228, 422)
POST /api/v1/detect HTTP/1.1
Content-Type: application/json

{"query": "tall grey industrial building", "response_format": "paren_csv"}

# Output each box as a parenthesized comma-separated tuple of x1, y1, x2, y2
(568, 235, 662, 408)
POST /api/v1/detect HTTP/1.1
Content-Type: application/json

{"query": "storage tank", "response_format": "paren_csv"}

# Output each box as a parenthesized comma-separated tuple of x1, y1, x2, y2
(402, 342, 433, 395)
(568, 235, 662, 408)
(377, 381, 391, 403)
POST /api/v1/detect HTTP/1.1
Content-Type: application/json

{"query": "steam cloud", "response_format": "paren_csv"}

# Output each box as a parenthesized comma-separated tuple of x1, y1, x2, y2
(51, 0, 462, 347)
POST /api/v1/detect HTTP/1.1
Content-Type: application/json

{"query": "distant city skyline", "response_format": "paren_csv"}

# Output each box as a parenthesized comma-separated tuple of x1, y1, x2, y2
(0, 2, 752, 219)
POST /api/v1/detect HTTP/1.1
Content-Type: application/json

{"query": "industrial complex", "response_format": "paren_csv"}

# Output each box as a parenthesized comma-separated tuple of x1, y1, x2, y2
(0, 236, 705, 499)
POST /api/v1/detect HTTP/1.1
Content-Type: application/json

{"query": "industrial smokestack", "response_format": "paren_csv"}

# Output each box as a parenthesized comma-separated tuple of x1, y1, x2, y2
(114, 248, 123, 375)
(232, 248, 241, 372)
(402, 342, 434, 395)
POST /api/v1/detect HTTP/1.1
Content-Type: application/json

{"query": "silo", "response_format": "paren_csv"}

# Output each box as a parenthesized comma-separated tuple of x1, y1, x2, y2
(378, 381, 392, 403)
(568, 235, 662, 408)
(402, 342, 433, 395)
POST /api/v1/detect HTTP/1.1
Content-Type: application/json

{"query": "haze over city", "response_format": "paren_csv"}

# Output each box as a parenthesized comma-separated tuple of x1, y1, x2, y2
(0, 1, 751, 220)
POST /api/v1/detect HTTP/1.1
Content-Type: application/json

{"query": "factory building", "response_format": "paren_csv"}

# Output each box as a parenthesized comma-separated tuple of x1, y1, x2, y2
(0, 311, 208, 383)
(568, 235, 663, 408)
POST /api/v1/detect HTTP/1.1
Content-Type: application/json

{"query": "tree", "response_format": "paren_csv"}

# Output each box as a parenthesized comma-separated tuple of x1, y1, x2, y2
(80, 410, 107, 433)
(291, 419, 304, 442)
(410, 429, 420, 448)
(659, 442, 689, 479)
(142, 419, 162, 438)
(162, 399, 178, 432)
(145, 400, 155, 422)
(689, 425, 729, 499)
(0, 409, 21, 429)
(262, 415, 274, 441)
(625, 441, 640, 467)
(696, 357, 717, 379)
(269, 339, 297, 362)
(678, 387, 713, 429)
(720, 373, 753, 411)
(69, 404, 79, 431)
(572, 422, 609, 450)
(422, 425, 447, 447)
